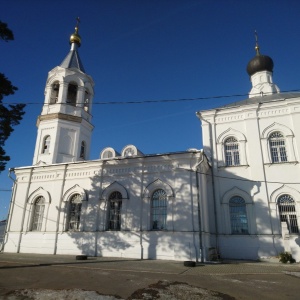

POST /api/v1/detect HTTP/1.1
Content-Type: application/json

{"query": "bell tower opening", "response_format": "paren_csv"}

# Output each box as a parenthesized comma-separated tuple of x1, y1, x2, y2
(33, 19, 94, 165)
(67, 82, 78, 106)
(50, 81, 60, 104)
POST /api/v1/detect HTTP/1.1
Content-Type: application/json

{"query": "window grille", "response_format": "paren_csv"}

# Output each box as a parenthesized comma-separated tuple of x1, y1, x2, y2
(108, 191, 122, 230)
(68, 194, 82, 231)
(224, 137, 240, 166)
(32, 196, 45, 231)
(269, 132, 287, 163)
(229, 196, 248, 234)
(278, 194, 299, 234)
(151, 189, 167, 230)
(42, 136, 51, 154)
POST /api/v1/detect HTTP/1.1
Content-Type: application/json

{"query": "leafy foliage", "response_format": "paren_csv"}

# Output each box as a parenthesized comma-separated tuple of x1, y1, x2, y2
(278, 251, 296, 264)
(0, 21, 26, 172)
(0, 21, 14, 42)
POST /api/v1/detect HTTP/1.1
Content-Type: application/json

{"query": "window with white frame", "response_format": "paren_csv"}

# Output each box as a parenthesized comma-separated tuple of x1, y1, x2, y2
(278, 194, 299, 234)
(229, 196, 248, 234)
(42, 135, 50, 154)
(68, 194, 82, 231)
(269, 131, 288, 163)
(31, 196, 45, 231)
(224, 137, 240, 166)
(108, 191, 122, 230)
(103, 150, 113, 159)
(151, 189, 167, 230)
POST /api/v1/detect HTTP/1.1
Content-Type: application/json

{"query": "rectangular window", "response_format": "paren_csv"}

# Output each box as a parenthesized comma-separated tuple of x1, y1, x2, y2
(229, 196, 248, 234)
(68, 203, 82, 231)
(279, 147, 287, 162)
(32, 204, 45, 231)
(151, 189, 167, 230)
(109, 201, 122, 230)
(278, 195, 299, 234)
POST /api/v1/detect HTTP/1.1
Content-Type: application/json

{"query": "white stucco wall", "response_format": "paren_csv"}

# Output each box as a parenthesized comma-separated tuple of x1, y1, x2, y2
(198, 94, 300, 261)
(4, 151, 213, 262)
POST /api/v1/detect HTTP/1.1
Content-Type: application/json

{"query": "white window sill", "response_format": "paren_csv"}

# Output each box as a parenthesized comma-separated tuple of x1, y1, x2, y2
(218, 164, 249, 169)
(264, 161, 298, 166)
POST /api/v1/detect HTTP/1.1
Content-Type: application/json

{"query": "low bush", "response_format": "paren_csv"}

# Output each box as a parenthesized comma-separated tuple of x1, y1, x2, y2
(278, 252, 296, 264)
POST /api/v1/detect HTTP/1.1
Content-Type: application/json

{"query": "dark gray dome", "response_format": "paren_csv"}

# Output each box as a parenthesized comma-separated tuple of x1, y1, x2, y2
(247, 54, 274, 76)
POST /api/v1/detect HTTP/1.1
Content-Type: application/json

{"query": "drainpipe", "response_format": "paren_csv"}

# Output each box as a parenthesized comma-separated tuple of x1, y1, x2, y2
(197, 112, 219, 251)
(95, 161, 106, 257)
(210, 113, 220, 251)
(139, 160, 145, 260)
(54, 164, 68, 255)
(0, 168, 17, 252)
(193, 152, 205, 262)
(256, 104, 275, 242)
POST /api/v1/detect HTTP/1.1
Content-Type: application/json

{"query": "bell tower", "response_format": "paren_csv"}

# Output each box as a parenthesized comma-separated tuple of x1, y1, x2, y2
(33, 20, 94, 165)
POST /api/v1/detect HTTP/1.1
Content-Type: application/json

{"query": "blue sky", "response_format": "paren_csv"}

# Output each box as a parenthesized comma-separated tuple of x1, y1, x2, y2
(1, 0, 300, 220)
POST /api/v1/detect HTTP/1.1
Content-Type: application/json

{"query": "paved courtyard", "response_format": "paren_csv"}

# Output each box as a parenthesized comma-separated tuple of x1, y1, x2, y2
(0, 253, 300, 299)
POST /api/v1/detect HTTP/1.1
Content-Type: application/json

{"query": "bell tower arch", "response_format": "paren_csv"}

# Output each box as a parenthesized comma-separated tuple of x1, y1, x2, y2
(33, 20, 94, 165)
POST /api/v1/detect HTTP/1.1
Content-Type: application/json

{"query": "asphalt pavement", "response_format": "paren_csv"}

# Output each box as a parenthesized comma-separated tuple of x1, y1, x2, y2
(0, 253, 300, 299)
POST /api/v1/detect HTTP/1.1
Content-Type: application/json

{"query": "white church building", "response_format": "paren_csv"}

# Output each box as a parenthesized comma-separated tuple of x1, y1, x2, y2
(2, 25, 300, 262)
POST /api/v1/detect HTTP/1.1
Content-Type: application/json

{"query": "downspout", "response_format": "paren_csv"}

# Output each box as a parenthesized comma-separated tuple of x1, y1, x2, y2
(197, 112, 219, 251)
(210, 113, 219, 251)
(1, 168, 17, 252)
(194, 152, 204, 262)
(17, 167, 34, 253)
(53, 164, 68, 255)
(95, 161, 106, 257)
(256, 104, 275, 239)
(210, 158, 219, 250)
(139, 159, 145, 260)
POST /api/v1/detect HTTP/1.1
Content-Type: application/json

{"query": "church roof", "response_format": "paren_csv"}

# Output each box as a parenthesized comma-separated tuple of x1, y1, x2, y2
(246, 32, 274, 76)
(60, 49, 85, 72)
(246, 54, 273, 76)
(60, 19, 85, 72)
(221, 92, 300, 109)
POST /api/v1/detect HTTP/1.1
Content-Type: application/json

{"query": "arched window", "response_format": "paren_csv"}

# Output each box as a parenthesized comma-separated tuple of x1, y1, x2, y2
(42, 135, 51, 154)
(229, 196, 248, 234)
(31, 196, 45, 231)
(103, 150, 113, 159)
(151, 189, 167, 230)
(80, 141, 85, 159)
(67, 83, 78, 105)
(224, 137, 240, 166)
(278, 194, 299, 234)
(50, 81, 59, 104)
(124, 147, 135, 157)
(68, 194, 82, 231)
(108, 191, 122, 230)
(269, 132, 287, 163)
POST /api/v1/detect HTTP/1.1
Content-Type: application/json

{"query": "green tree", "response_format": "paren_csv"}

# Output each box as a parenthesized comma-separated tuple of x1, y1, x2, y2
(0, 21, 25, 172)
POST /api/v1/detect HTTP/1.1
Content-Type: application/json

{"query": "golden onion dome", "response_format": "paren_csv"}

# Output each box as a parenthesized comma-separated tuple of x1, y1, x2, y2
(70, 26, 81, 46)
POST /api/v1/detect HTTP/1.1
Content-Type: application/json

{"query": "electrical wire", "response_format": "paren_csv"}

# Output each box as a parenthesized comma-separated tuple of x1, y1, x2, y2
(2, 88, 300, 106)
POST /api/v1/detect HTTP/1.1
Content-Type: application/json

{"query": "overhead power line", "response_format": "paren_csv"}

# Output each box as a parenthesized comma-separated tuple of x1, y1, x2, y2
(2, 89, 300, 106)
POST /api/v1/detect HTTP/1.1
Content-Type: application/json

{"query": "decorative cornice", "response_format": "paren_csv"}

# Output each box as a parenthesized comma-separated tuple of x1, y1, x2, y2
(37, 113, 82, 126)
